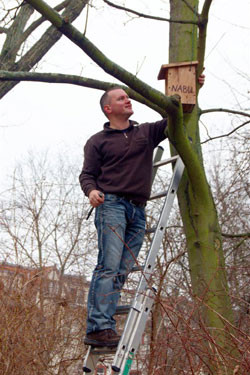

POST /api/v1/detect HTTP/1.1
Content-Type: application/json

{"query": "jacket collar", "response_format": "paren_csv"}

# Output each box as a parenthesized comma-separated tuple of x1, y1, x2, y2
(103, 120, 138, 132)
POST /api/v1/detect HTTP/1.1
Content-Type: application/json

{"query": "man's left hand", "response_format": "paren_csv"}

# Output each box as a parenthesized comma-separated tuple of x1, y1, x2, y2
(198, 73, 205, 87)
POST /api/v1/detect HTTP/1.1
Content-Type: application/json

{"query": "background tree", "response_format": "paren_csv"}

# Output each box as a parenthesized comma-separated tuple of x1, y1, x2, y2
(1, 135, 248, 375)
(0, 151, 94, 275)
(0, 264, 87, 375)
(0, 152, 92, 375)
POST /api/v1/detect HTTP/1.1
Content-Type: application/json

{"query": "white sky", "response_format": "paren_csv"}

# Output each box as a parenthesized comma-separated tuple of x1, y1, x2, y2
(0, 0, 249, 187)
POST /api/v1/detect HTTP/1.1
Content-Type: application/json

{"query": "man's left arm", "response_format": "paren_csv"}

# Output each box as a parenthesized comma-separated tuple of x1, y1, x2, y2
(146, 73, 205, 144)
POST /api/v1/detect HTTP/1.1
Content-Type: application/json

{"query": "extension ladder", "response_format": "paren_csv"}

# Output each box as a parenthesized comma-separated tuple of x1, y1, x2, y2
(83, 152, 185, 375)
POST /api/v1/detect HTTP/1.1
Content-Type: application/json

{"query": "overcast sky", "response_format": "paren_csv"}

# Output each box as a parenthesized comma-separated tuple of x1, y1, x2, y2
(0, 0, 249, 188)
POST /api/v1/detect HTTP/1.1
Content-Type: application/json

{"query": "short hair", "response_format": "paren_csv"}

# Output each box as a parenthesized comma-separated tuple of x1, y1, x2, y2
(100, 85, 123, 117)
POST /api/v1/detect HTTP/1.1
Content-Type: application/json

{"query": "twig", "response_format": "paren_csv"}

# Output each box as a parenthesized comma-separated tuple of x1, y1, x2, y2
(102, 0, 199, 25)
(201, 108, 250, 118)
(201, 120, 250, 144)
(222, 232, 250, 238)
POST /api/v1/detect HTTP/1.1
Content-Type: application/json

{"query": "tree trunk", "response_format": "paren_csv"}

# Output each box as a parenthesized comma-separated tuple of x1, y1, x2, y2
(169, 1, 238, 373)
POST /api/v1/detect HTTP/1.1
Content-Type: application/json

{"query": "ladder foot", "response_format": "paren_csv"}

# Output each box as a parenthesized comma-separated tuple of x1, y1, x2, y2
(82, 366, 92, 373)
(112, 365, 120, 373)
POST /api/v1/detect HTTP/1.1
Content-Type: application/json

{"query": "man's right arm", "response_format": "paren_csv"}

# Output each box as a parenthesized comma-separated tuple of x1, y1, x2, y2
(79, 138, 103, 203)
(88, 190, 104, 207)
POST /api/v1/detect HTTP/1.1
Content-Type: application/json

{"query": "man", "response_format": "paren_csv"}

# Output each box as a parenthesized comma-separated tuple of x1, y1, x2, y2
(79, 79, 204, 347)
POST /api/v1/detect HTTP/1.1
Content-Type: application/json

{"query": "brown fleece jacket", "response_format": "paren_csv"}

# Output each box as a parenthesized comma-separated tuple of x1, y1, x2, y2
(79, 119, 167, 204)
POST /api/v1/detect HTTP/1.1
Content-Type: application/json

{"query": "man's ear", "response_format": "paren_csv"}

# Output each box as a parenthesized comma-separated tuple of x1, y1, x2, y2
(104, 105, 111, 115)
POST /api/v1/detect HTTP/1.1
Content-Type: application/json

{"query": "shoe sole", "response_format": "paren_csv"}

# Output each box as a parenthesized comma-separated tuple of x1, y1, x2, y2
(84, 338, 119, 347)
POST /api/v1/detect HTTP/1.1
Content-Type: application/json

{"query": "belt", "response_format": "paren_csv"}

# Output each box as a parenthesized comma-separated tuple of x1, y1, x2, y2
(116, 194, 146, 208)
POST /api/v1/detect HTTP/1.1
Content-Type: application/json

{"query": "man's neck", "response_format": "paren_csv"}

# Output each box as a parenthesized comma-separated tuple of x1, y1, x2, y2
(109, 118, 130, 130)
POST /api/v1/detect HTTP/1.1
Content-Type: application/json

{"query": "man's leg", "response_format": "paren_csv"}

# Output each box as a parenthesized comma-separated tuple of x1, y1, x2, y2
(86, 195, 127, 340)
(117, 203, 146, 295)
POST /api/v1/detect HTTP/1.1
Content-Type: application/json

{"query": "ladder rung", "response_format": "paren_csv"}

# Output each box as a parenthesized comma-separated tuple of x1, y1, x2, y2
(145, 227, 156, 234)
(153, 155, 178, 168)
(114, 305, 131, 315)
(131, 265, 143, 272)
(149, 190, 168, 200)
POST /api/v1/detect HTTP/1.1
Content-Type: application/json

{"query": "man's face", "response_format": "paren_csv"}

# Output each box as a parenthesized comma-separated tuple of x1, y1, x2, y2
(104, 89, 133, 118)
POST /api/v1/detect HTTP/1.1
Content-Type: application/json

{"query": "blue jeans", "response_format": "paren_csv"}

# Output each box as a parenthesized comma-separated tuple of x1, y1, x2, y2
(86, 194, 146, 334)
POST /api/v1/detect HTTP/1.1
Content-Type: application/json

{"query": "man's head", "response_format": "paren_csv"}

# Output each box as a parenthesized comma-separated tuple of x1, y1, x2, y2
(100, 86, 133, 120)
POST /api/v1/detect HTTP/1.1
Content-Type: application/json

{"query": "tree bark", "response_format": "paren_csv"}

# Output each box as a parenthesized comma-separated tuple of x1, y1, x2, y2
(168, 1, 238, 373)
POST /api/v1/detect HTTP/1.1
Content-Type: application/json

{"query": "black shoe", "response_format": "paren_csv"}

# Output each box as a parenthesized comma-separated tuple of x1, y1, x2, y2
(84, 329, 120, 347)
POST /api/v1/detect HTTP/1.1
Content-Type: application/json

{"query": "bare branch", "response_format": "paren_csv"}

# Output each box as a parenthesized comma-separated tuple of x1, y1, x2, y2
(196, 0, 213, 80)
(201, 108, 250, 118)
(222, 232, 250, 238)
(0, 3, 34, 66)
(0, 26, 8, 34)
(0, 70, 167, 116)
(102, 0, 199, 25)
(19, 0, 71, 47)
(0, 0, 87, 99)
(24, 0, 177, 115)
(201, 120, 250, 144)
(0, 3, 22, 26)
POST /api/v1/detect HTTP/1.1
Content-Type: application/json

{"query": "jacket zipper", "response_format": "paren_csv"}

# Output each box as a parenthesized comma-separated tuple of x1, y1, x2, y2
(123, 132, 128, 139)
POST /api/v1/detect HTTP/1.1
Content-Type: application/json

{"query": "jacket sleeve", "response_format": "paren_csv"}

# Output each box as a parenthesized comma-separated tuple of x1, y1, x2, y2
(148, 118, 168, 147)
(79, 137, 102, 197)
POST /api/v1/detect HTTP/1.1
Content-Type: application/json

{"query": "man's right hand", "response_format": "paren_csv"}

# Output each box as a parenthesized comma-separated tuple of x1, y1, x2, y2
(89, 190, 105, 208)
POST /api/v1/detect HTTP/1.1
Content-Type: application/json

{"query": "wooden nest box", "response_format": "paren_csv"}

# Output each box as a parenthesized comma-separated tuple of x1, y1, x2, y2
(158, 61, 198, 113)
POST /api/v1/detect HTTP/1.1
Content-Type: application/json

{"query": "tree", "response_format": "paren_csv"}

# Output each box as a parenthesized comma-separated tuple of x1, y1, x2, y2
(0, 0, 88, 99)
(0, 151, 95, 275)
(140, 141, 249, 374)
(0, 263, 87, 375)
(0, 152, 91, 374)
(0, 0, 249, 373)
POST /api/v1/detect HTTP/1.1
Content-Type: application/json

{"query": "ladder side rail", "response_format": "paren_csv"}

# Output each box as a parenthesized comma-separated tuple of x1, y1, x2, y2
(112, 157, 185, 373)
(134, 157, 185, 297)
(150, 155, 180, 200)
(114, 291, 148, 361)
(120, 293, 154, 375)
(151, 146, 164, 184)
(112, 289, 154, 374)
(83, 346, 100, 374)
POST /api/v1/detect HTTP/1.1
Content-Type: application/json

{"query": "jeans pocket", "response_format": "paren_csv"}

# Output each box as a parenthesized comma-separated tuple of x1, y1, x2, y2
(104, 194, 119, 203)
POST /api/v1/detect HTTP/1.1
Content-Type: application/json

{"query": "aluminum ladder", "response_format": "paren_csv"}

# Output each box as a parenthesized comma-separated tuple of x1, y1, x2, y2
(83, 153, 185, 374)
